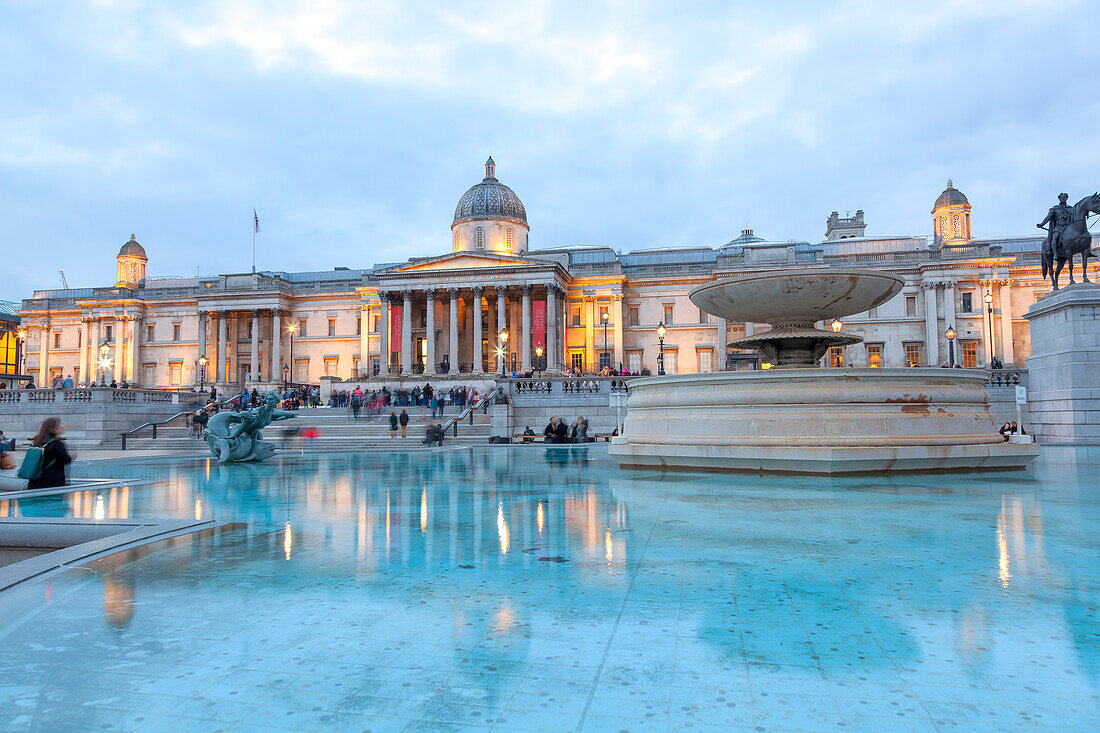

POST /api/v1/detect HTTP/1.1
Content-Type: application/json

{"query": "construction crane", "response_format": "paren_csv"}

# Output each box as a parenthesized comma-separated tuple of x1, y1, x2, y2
(59, 269, 69, 289)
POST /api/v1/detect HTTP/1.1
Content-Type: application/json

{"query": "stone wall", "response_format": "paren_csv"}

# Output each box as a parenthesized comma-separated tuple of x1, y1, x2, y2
(492, 378, 628, 438)
(0, 388, 203, 446)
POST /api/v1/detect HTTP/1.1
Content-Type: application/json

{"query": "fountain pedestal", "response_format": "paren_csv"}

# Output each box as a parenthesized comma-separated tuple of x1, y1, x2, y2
(609, 269, 1039, 474)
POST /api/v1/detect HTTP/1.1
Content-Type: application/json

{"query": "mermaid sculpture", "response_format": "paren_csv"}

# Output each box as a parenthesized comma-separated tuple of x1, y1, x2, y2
(203, 393, 297, 463)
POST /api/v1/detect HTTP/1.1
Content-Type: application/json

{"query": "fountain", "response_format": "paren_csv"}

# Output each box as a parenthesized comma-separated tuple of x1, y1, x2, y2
(608, 269, 1039, 474)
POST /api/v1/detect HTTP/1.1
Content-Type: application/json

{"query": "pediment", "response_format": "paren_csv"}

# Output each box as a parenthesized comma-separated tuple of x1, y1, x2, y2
(383, 251, 547, 274)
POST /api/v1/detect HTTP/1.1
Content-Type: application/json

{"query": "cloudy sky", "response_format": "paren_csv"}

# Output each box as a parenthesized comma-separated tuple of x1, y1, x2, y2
(3, 0, 1098, 298)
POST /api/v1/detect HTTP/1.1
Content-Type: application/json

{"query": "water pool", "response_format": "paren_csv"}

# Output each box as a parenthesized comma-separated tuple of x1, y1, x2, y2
(1, 445, 1098, 732)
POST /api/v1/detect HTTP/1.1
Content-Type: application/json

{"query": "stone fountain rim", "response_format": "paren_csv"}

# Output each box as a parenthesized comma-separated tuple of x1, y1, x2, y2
(623, 366, 994, 387)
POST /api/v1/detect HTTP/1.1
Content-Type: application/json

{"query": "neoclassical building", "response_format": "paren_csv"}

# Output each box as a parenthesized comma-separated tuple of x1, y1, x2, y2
(19, 161, 1063, 388)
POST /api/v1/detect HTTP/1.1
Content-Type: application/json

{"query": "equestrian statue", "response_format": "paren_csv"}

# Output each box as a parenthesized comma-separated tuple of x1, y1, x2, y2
(203, 393, 297, 463)
(1039, 192, 1100, 289)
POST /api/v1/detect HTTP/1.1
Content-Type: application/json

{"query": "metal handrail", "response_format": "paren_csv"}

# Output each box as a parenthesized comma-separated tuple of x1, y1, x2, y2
(441, 387, 501, 437)
(119, 394, 243, 449)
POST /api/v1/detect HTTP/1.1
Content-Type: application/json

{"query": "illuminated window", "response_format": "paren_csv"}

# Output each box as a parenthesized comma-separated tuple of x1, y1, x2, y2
(962, 341, 978, 368)
(476, 227, 484, 249)
(953, 214, 961, 238)
(453, 230, 460, 249)
(324, 357, 338, 376)
(628, 351, 641, 372)
(570, 351, 584, 372)
(827, 346, 844, 367)
(169, 362, 182, 386)
(664, 350, 677, 374)
(905, 343, 922, 367)
(506, 228, 513, 252)
(866, 343, 883, 368)
(697, 349, 713, 373)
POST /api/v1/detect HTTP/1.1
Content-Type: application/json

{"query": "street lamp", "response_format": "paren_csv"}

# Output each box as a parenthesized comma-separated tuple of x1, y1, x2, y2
(601, 309, 610, 373)
(498, 329, 509, 376)
(16, 328, 26, 376)
(984, 291, 996, 366)
(282, 363, 289, 391)
(198, 354, 207, 389)
(945, 326, 957, 367)
(98, 341, 111, 384)
(656, 321, 667, 376)
(287, 322, 296, 385)
(829, 319, 844, 367)
(535, 345, 544, 377)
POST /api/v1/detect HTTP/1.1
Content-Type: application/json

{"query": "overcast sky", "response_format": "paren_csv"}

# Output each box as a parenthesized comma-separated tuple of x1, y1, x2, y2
(3, 0, 1098, 299)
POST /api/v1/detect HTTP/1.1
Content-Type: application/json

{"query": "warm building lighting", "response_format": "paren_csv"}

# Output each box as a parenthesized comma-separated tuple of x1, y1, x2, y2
(984, 292, 994, 305)
(198, 355, 208, 367)
(498, 328, 508, 344)
(535, 345, 543, 358)
(16, 329, 26, 340)
(945, 326, 957, 341)
(656, 322, 667, 339)
(287, 323, 296, 334)
(831, 319, 843, 333)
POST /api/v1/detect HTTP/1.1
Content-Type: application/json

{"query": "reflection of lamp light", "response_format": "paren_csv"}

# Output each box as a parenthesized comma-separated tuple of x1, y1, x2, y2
(103, 578, 136, 630)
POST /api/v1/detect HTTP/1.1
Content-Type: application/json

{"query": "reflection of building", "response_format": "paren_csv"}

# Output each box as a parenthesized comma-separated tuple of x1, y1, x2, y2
(18, 167, 1066, 387)
(0, 300, 26, 388)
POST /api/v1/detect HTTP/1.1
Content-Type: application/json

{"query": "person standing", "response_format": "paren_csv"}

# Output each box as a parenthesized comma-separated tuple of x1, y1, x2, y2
(399, 409, 409, 438)
(389, 410, 398, 438)
(26, 418, 72, 490)
(350, 392, 362, 421)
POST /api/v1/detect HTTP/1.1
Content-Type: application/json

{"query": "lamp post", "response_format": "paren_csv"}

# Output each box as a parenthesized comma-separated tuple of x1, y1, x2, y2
(984, 291, 996, 366)
(498, 328, 509, 377)
(282, 363, 289, 392)
(945, 326, 957, 367)
(601, 309, 610, 372)
(287, 323, 296, 385)
(98, 341, 110, 384)
(656, 321, 667, 375)
(535, 345, 544, 377)
(198, 354, 207, 389)
(16, 328, 26, 376)
(830, 319, 844, 367)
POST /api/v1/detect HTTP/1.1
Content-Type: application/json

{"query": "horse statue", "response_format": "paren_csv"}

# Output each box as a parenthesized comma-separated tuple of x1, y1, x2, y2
(1042, 192, 1100, 290)
(203, 392, 297, 463)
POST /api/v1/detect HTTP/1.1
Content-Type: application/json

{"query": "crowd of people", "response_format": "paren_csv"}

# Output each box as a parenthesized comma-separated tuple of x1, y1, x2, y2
(999, 421, 1026, 441)
(539, 416, 593, 443)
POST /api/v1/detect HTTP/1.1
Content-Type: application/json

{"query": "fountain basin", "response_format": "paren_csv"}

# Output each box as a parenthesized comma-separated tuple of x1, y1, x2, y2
(608, 368, 1039, 474)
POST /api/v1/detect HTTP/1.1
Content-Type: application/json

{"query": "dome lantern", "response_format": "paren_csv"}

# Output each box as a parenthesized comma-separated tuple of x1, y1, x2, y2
(116, 233, 148, 287)
(932, 180, 972, 247)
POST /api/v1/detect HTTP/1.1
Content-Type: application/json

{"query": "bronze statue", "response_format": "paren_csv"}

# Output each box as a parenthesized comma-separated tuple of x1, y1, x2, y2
(203, 393, 297, 463)
(1040, 192, 1100, 289)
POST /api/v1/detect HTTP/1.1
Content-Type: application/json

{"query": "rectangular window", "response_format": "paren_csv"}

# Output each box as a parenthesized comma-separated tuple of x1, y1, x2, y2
(697, 349, 713, 373)
(298, 319, 307, 338)
(569, 350, 585, 372)
(294, 358, 309, 382)
(172, 324, 181, 342)
(371, 314, 380, 333)
(962, 292, 973, 313)
(598, 351, 611, 369)
(356, 316, 361, 336)
(663, 350, 677, 374)
(599, 305, 609, 322)
(146, 324, 155, 342)
(352, 356, 360, 376)
(904, 343, 922, 367)
(866, 343, 883, 368)
(169, 362, 182, 386)
(905, 296, 917, 317)
(328, 318, 336, 337)
(324, 357, 338, 376)
(962, 341, 978, 368)
(699, 309, 710, 324)
(628, 306, 639, 327)
(143, 364, 155, 385)
(371, 357, 380, 375)
(53, 332, 61, 349)
(663, 305, 674, 325)
(827, 346, 844, 367)
(105, 325, 113, 342)
(628, 351, 641, 373)
(73, 366, 80, 382)
(570, 307, 581, 328)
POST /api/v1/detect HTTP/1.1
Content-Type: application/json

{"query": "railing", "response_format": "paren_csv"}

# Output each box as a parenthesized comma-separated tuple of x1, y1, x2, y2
(986, 369, 1027, 388)
(119, 393, 242, 450)
(441, 387, 501, 438)
(507, 377, 628, 397)
(0, 387, 201, 407)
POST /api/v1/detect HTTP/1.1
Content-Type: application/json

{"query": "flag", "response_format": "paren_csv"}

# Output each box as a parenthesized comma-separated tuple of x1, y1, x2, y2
(253, 209, 260, 233)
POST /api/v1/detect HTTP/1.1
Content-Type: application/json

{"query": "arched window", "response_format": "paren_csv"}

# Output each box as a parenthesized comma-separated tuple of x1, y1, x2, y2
(453, 230, 459, 249)
(506, 228, 513, 252)
(476, 227, 484, 249)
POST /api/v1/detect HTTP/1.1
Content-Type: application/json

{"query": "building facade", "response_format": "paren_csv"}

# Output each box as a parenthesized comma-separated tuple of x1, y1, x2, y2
(19, 162, 1066, 388)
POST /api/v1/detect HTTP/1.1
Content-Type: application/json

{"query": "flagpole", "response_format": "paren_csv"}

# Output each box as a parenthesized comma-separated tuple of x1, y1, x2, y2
(252, 227, 256, 274)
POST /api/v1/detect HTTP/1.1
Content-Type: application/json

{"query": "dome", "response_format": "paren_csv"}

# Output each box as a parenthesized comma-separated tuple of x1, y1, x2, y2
(118, 234, 147, 258)
(452, 157, 529, 228)
(933, 180, 969, 211)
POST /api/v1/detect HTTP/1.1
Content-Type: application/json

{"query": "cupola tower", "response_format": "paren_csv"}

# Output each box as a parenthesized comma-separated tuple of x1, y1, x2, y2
(115, 234, 148, 287)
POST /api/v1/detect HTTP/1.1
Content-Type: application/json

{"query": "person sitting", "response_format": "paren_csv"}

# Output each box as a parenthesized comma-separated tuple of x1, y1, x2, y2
(522, 426, 535, 444)
(570, 416, 591, 443)
(553, 418, 569, 444)
(544, 417, 558, 441)
(999, 422, 1012, 441)
(422, 423, 444, 446)
(1010, 421, 1025, 435)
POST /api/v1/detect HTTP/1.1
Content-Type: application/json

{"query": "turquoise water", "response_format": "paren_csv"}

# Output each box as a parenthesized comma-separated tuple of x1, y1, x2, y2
(1, 446, 1099, 732)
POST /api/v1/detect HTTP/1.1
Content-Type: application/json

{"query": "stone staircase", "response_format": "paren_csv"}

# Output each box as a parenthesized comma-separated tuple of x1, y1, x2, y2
(110, 405, 495, 452)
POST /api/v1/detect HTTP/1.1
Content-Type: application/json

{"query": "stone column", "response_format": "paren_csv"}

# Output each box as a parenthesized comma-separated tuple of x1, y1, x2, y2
(401, 290, 413, 375)
(197, 311, 208, 367)
(448, 288, 460, 373)
(584, 298, 596, 373)
(379, 293, 390, 372)
(717, 317, 727, 371)
(250, 309, 260, 382)
(271, 310, 282, 382)
(425, 290, 436, 375)
(471, 286, 483, 373)
(999, 282, 1015, 366)
(613, 295, 624, 371)
(90, 319, 101, 383)
(80, 318, 92, 384)
(38, 321, 50, 386)
(495, 286, 507, 372)
(216, 311, 226, 384)
(923, 282, 940, 366)
(129, 317, 141, 384)
(359, 304, 370, 378)
(521, 285, 532, 371)
(545, 286, 557, 372)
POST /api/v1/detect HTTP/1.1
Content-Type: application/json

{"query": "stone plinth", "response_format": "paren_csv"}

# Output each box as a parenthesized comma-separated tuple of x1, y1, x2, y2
(608, 369, 1038, 474)
(1024, 283, 1100, 445)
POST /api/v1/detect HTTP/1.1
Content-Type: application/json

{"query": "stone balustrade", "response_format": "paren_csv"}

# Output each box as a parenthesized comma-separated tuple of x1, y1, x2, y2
(0, 387, 200, 407)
